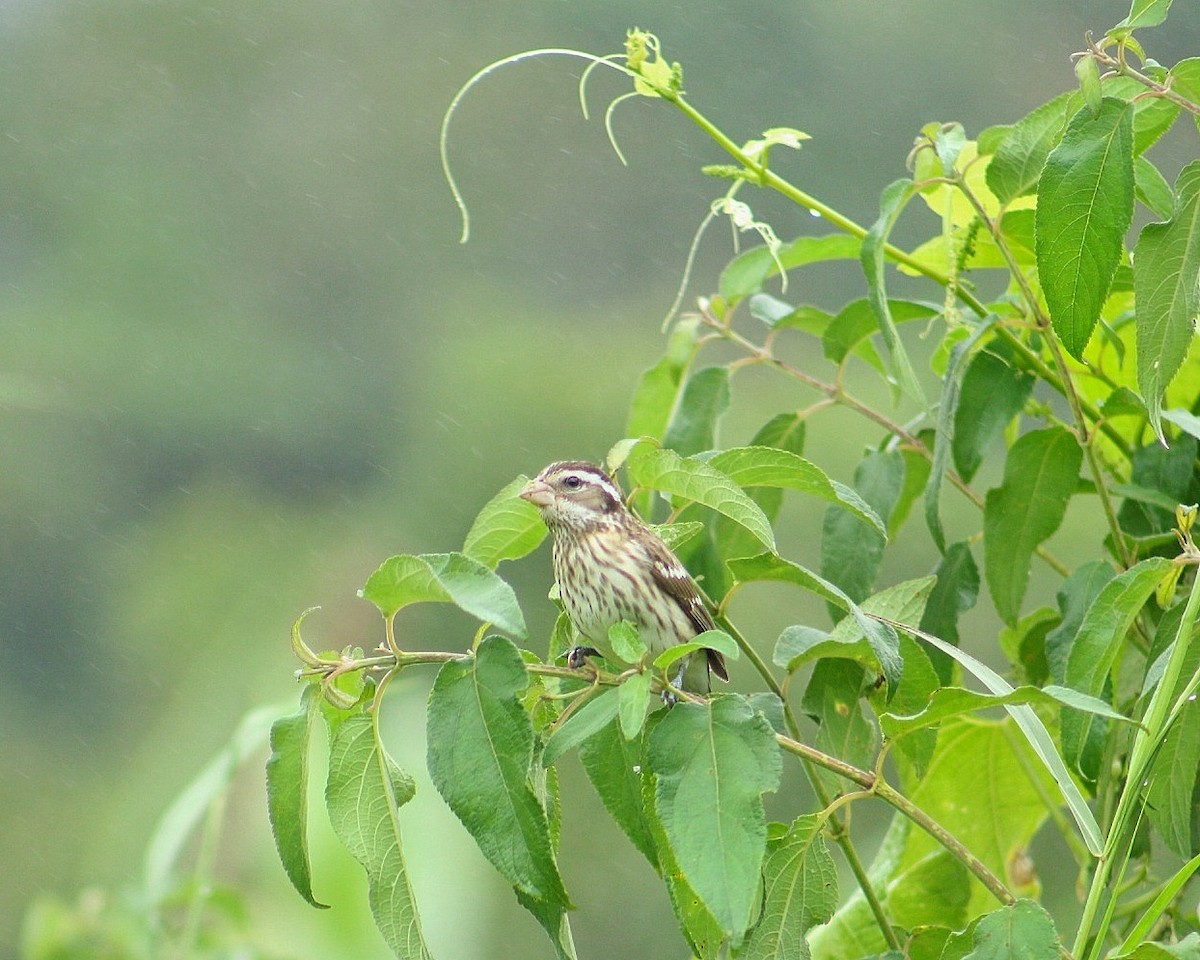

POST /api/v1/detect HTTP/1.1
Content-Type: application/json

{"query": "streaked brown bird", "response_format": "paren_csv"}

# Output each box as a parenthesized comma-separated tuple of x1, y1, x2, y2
(520, 460, 728, 693)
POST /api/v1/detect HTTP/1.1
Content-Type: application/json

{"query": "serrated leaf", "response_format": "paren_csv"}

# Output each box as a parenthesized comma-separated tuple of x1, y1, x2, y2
(741, 816, 837, 960)
(1062, 558, 1175, 778)
(626, 445, 776, 551)
(861, 178, 926, 404)
(1135, 160, 1200, 441)
(266, 687, 327, 909)
(707, 445, 885, 536)
(959, 900, 1059, 960)
(462, 477, 547, 568)
(360, 551, 526, 638)
(663, 366, 730, 457)
(648, 696, 781, 940)
(542, 687, 621, 767)
(732, 553, 902, 692)
(986, 92, 1073, 203)
(578, 721, 658, 865)
(427, 636, 570, 925)
(1035, 97, 1135, 358)
(983, 428, 1082, 625)
(325, 711, 432, 960)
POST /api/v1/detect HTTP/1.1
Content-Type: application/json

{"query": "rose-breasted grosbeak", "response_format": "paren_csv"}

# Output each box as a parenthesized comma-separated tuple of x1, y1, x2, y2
(520, 460, 728, 693)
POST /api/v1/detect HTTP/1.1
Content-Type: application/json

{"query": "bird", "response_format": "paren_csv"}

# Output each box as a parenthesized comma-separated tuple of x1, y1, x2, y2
(520, 460, 728, 694)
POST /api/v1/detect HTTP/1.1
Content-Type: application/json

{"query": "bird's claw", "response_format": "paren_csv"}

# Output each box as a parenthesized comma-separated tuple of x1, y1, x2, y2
(565, 645, 600, 670)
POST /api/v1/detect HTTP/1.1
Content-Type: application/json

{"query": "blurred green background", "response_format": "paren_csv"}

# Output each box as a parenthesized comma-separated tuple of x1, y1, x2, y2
(4, 1, 1198, 957)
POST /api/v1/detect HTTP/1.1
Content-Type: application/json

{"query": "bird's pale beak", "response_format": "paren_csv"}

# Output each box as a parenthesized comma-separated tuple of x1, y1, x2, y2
(520, 478, 553, 508)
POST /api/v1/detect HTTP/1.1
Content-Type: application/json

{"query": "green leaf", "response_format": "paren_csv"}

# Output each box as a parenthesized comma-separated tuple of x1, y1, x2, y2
(959, 900, 1059, 960)
(652, 629, 740, 672)
(619, 672, 653, 739)
(861, 178, 927, 404)
(719, 234, 862, 302)
(820, 449, 903, 610)
(627, 316, 701, 441)
(360, 552, 527, 638)
(266, 687, 328, 909)
(1045, 560, 1118, 683)
(1170, 59, 1200, 134)
(986, 92, 1073, 203)
(1135, 155, 1177, 218)
(609, 620, 648, 664)
(462, 477, 547, 568)
(426, 636, 571, 922)
(741, 816, 838, 960)
(983, 427, 1083, 625)
(325, 711, 432, 960)
(578, 721, 657, 865)
(648, 696, 781, 940)
(1035, 97, 1135, 359)
(822, 298, 939, 367)
(919, 542, 980, 682)
(732, 553, 902, 692)
(1115, 0, 1173, 31)
(663, 366, 731, 457)
(652, 520, 706, 552)
(926, 317, 995, 552)
(1135, 160, 1200, 441)
(707, 445, 886, 536)
(801, 659, 879, 793)
(541, 687, 621, 767)
(1061, 558, 1174, 777)
(952, 346, 1035, 483)
(146, 704, 280, 903)
(626, 444, 776, 551)
(881, 683, 1136, 739)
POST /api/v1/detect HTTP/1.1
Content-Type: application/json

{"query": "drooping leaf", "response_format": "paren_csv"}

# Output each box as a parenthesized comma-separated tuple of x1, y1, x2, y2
(578, 720, 658, 866)
(919, 541, 980, 683)
(1045, 560, 1119, 683)
(361, 552, 526, 638)
(625, 445, 776, 551)
(861, 178, 927, 404)
(266, 686, 327, 909)
(707, 445, 885, 536)
(1135, 160, 1200, 441)
(731, 552, 902, 692)
(627, 315, 702, 441)
(1058, 559, 1172, 779)
(741, 816, 838, 960)
(719, 234, 862, 302)
(426, 636, 571, 928)
(801, 658, 879, 793)
(1136, 155, 1176, 219)
(952, 345, 1035, 483)
(648, 696, 782, 940)
(663, 366, 731, 457)
(462, 476, 547, 568)
(820, 449, 903, 610)
(541, 687, 621, 767)
(983, 427, 1083, 625)
(325, 711, 432, 960)
(1035, 97, 1135, 358)
(822, 298, 939, 367)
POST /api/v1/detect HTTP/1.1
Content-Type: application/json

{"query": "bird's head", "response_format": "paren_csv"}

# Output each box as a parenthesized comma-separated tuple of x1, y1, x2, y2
(520, 461, 625, 531)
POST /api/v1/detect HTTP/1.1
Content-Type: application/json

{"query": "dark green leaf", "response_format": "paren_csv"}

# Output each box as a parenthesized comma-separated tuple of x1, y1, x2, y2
(1135, 160, 1200, 440)
(986, 92, 1073, 203)
(820, 450, 903, 611)
(802, 659, 879, 793)
(890, 442, 932, 537)
(958, 900, 1059, 960)
(462, 477, 547, 568)
(919, 541, 980, 683)
(578, 721, 658, 865)
(360, 552, 526, 638)
(663, 366, 731, 457)
(648, 696, 781, 939)
(426, 636, 570, 920)
(1045, 560, 1119, 683)
(1035, 97, 1135, 358)
(952, 346, 1035, 482)
(822, 298, 939, 366)
(266, 687, 327, 909)
(861, 178, 926, 403)
(326, 712, 432, 960)
(1117, 435, 1198, 538)
(983, 428, 1083, 625)
(741, 816, 838, 960)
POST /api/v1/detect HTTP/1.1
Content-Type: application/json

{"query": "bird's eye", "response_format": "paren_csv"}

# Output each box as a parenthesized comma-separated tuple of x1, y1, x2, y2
(562, 475, 583, 490)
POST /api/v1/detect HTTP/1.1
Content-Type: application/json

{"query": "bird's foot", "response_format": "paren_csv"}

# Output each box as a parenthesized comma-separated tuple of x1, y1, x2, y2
(565, 645, 600, 670)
